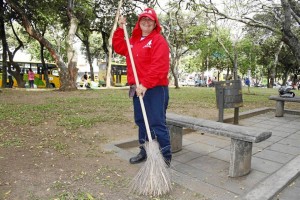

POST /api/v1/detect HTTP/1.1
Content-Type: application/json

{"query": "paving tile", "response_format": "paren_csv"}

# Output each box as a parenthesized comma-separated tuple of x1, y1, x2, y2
(267, 135, 286, 143)
(239, 118, 261, 125)
(267, 143, 300, 155)
(173, 151, 204, 163)
(252, 123, 275, 130)
(182, 137, 197, 146)
(253, 140, 273, 149)
(288, 133, 300, 140)
(208, 148, 230, 162)
(251, 156, 283, 174)
(269, 116, 293, 123)
(252, 146, 266, 154)
(169, 159, 181, 167)
(271, 126, 298, 135)
(187, 155, 229, 177)
(295, 130, 300, 134)
(253, 149, 294, 164)
(281, 122, 300, 130)
(171, 167, 238, 200)
(270, 130, 294, 138)
(203, 169, 269, 195)
(184, 142, 221, 155)
(258, 120, 283, 126)
(173, 162, 209, 180)
(183, 132, 204, 142)
(172, 148, 190, 157)
(277, 137, 300, 148)
(190, 133, 230, 148)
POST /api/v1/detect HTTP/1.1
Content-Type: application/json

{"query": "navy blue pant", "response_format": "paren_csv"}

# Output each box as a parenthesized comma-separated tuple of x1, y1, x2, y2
(133, 86, 172, 161)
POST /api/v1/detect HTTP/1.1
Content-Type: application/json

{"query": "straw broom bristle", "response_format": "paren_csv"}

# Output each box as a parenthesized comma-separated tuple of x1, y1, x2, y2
(129, 141, 172, 196)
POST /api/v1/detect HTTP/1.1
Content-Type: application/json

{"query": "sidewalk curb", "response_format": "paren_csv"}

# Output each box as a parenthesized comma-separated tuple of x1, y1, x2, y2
(243, 155, 300, 200)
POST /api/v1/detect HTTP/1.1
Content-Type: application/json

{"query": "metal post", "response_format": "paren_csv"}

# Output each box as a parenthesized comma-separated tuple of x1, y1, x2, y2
(233, 107, 239, 124)
(218, 88, 224, 122)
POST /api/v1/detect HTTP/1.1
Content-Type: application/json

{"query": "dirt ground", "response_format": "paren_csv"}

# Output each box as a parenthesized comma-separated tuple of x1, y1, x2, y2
(0, 89, 216, 200)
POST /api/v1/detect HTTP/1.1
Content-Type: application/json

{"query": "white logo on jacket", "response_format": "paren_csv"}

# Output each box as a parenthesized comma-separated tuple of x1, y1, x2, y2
(143, 40, 152, 48)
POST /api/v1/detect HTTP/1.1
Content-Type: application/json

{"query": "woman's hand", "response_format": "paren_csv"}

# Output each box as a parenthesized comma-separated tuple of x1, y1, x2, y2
(136, 84, 147, 97)
(118, 16, 126, 29)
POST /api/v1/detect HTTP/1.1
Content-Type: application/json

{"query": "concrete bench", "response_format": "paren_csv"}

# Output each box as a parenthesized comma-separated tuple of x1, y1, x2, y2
(269, 95, 300, 117)
(166, 112, 272, 178)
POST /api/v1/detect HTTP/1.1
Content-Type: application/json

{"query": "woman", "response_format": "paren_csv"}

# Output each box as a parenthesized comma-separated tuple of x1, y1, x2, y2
(113, 8, 172, 166)
(28, 68, 35, 88)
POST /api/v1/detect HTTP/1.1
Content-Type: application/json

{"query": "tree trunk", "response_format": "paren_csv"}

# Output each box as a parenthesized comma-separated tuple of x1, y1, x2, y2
(86, 41, 94, 81)
(65, 6, 79, 91)
(40, 25, 50, 88)
(281, 0, 300, 66)
(107, 0, 123, 88)
(170, 53, 180, 89)
(233, 46, 238, 80)
(7, 51, 26, 88)
(40, 43, 51, 88)
(270, 41, 284, 88)
(4, 19, 26, 88)
(0, 0, 7, 88)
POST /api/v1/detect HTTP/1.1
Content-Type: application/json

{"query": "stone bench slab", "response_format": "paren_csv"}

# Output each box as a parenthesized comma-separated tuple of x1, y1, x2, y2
(166, 112, 272, 177)
(167, 113, 272, 143)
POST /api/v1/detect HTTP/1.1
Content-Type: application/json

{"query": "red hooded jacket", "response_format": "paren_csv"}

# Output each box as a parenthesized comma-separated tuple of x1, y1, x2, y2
(112, 8, 170, 89)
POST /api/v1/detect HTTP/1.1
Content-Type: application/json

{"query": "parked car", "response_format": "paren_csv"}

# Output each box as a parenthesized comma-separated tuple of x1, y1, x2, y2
(186, 79, 196, 86)
(179, 79, 196, 86)
(195, 80, 207, 87)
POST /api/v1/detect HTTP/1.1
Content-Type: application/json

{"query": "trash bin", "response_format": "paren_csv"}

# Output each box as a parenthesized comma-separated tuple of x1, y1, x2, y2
(215, 80, 243, 122)
(215, 80, 243, 108)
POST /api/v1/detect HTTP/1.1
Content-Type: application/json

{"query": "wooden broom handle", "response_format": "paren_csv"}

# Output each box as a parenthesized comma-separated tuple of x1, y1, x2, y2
(122, 24, 153, 142)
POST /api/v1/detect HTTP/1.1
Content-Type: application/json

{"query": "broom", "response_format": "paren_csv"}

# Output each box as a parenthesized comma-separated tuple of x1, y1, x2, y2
(122, 23, 172, 196)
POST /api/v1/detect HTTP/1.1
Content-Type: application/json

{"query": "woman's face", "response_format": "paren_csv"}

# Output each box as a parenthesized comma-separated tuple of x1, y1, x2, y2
(139, 17, 156, 36)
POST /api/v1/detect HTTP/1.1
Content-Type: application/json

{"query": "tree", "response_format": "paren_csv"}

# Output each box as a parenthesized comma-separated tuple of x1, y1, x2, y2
(78, 31, 103, 82)
(6, 0, 83, 91)
(92, 0, 140, 87)
(186, 25, 232, 81)
(160, 1, 204, 88)
(197, 0, 300, 72)
(75, 0, 101, 82)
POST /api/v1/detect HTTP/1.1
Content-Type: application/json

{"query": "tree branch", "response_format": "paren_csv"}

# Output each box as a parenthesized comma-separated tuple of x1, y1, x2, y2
(197, 3, 281, 34)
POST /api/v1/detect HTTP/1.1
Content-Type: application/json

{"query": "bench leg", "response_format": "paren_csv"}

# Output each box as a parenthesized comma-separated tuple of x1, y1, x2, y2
(275, 101, 284, 117)
(229, 139, 252, 177)
(167, 124, 183, 153)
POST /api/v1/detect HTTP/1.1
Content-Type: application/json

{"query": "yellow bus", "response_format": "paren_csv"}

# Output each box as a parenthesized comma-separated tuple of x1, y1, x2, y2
(0, 61, 60, 88)
(98, 62, 128, 87)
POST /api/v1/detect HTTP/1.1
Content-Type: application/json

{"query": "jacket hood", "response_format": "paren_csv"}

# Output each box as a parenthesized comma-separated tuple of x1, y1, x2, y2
(132, 8, 162, 40)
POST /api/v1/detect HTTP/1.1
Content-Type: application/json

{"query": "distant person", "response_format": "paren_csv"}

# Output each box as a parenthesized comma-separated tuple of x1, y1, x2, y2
(208, 77, 212, 87)
(82, 72, 89, 88)
(28, 68, 35, 88)
(245, 77, 250, 86)
(245, 77, 250, 93)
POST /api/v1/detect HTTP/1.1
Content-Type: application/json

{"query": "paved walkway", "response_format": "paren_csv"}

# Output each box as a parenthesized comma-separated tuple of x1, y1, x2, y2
(106, 108, 300, 200)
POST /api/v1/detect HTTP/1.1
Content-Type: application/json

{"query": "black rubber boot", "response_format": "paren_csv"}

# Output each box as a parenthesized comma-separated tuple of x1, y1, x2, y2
(129, 146, 147, 164)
